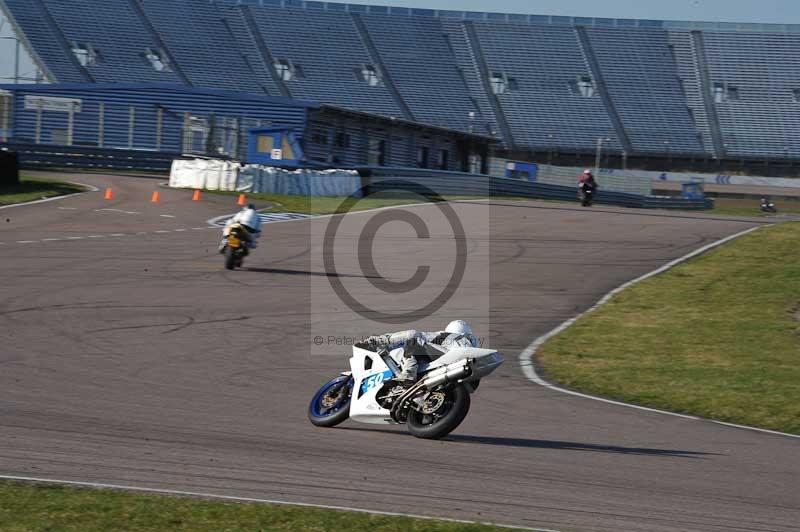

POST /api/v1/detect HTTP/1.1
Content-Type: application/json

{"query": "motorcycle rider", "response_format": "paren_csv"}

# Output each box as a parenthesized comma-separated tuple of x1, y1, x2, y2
(219, 203, 262, 254)
(760, 197, 777, 213)
(578, 169, 598, 206)
(358, 320, 480, 385)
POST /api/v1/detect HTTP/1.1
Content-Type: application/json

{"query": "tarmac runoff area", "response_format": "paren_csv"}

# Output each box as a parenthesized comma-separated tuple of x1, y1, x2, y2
(1, 172, 798, 532)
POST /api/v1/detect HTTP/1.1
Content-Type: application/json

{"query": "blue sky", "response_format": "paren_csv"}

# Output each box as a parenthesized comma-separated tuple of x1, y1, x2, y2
(343, 0, 799, 24)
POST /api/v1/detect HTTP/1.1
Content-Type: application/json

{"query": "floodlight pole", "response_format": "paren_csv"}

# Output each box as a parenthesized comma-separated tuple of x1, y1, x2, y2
(594, 137, 603, 174)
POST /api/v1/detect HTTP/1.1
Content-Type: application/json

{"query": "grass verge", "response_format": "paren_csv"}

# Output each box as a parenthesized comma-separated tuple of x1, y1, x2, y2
(0, 481, 513, 532)
(709, 197, 800, 217)
(0, 176, 85, 206)
(201, 189, 498, 215)
(537, 222, 800, 434)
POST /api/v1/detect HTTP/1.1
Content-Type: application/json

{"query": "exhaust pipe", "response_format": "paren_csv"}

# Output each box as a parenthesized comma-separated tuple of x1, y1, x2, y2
(420, 360, 471, 389)
(389, 360, 471, 422)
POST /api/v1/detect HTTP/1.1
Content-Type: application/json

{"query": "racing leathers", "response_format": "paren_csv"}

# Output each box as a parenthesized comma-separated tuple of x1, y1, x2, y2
(359, 329, 478, 383)
(219, 206, 262, 253)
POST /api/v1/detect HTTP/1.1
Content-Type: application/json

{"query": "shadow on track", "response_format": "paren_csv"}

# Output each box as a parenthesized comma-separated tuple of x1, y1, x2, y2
(337, 426, 719, 458)
(244, 267, 380, 279)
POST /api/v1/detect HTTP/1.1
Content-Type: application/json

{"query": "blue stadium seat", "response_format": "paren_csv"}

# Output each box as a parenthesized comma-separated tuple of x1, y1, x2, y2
(247, 7, 403, 115)
(584, 28, 705, 155)
(701, 31, 800, 158)
(138, 0, 267, 93)
(470, 21, 622, 151)
(361, 14, 479, 131)
(37, 0, 184, 84)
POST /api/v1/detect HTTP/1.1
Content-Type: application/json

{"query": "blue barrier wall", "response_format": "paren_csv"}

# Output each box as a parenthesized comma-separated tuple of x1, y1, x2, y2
(365, 169, 713, 210)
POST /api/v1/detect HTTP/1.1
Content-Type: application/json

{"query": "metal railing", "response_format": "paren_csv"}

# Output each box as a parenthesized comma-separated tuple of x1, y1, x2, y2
(2, 142, 181, 172)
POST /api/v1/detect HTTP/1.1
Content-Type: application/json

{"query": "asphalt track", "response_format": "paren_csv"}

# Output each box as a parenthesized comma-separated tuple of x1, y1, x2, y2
(1, 173, 798, 532)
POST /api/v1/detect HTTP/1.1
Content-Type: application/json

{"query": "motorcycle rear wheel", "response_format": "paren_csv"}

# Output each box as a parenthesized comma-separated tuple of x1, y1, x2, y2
(407, 385, 470, 440)
(308, 376, 353, 428)
(224, 247, 236, 270)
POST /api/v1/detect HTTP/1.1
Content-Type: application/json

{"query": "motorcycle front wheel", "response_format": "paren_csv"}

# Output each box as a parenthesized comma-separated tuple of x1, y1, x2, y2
(407, 384, 471, 440)
(308, 375, 353, 428)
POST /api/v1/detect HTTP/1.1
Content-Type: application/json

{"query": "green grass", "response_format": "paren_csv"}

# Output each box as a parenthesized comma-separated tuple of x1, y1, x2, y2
(708, 197, 800, 217)
(0, 481, 514, 532)
(201, 189, 501, 215)
(537, 222, 800, 434)
(0, 176, 85, 206)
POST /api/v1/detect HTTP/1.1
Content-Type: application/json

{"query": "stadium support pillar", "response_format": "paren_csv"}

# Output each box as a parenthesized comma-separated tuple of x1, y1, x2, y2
(34, 103, 42, 144)
(128, 106, 136, 149)
(14, 39, 20, 85)
(156, 107, 163, 151)
(67, 102, 75, 146)
(594, 137, 605, 174)
(182, 112, 190, 153)
(98, 102, 104, 148)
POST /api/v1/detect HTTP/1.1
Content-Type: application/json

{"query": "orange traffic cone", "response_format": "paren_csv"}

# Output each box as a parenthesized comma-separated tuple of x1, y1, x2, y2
(192, 189, 202, 201)
(104, 188, 113, 200)
(151, 191, 160, 203)
(237, 194, 246, 206)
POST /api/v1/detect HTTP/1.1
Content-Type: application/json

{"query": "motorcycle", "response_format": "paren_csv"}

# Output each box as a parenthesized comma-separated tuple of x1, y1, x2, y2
(579, 184, 595, 207)
(308, 341, 504, 439)
(222, 223, 249, 270)
(760, 199, 777, 213)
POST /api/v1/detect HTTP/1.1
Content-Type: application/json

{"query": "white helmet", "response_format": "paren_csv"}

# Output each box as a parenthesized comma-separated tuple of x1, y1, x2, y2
(445, 320, 473, 336)
(236, 206, 262, 233)
(443, 320, 478, 348)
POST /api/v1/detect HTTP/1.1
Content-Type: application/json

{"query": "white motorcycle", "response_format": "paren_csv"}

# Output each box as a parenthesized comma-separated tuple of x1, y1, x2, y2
(308, 340, 504, 439)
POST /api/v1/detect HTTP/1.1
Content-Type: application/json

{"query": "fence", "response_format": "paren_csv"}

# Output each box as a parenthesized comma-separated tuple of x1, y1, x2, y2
(1, 142, 180, 171)
(536, 164, 653, 196)
(365, 170, 712, 210)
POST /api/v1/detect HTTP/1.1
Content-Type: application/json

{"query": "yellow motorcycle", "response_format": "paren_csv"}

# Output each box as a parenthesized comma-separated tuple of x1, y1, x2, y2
(222, 223, 250, 270)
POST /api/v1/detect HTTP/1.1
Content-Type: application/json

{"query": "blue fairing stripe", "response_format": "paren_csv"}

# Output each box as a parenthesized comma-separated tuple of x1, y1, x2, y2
(360, 370, 394, 395)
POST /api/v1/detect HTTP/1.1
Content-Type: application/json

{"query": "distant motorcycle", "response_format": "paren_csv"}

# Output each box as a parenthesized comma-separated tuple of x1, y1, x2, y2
(760, 198, 777, 213)
(221, 222, 249, 270)
(308, 342, 504, 439)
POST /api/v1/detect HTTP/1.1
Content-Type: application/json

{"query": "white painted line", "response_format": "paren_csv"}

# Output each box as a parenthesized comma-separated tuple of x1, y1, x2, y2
(41, 238, 62, 242)
(65, 236, 83, 240)
(160, 214, 175, 218)
(173, 228, 187, 232)
(518, 225, 800, 440)
(136, 231, 148, 235)
(191, 227, 207, 231)
(87, 235, 105, 238)
(57, 206, 77, 210)
(0, 181, 97, 210)
(109, 233, 126, 237)
(0, 475, 550, 531)
(16, 240, 37, 244)
(124, 211, 140, 215)
(154, 230, 170, 233)
(709, 419, 800, 438)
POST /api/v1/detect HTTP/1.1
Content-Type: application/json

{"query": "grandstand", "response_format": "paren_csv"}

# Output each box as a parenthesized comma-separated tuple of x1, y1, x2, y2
(2, 0, 800, 172)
